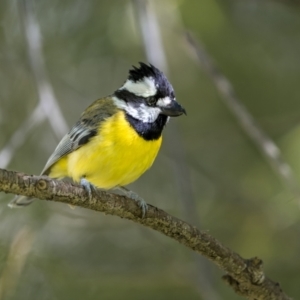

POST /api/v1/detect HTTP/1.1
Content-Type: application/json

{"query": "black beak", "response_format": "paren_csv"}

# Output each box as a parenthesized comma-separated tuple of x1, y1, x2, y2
(160, 101, 186, 117)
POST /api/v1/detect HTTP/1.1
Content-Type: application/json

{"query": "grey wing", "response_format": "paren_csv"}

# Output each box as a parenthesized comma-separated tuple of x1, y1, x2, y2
(41, 96, 117, 175)
(8, 124, 94, 208)
(41, 122, 97, 175)
(9, 97, 115, 208)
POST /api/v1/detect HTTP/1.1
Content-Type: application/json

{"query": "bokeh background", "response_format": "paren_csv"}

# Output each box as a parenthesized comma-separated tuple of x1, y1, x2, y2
(1, 0, 300, 299)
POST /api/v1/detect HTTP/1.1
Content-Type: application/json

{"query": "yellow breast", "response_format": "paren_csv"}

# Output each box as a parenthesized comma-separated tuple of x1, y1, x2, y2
(58, 111, 162, 189)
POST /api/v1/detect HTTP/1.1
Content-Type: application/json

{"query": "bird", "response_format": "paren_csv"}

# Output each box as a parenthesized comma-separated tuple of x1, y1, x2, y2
(9, 62, 186, 216)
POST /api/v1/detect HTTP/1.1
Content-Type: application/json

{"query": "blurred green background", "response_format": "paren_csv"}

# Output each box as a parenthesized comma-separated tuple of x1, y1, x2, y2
(1, 0, 300, 299)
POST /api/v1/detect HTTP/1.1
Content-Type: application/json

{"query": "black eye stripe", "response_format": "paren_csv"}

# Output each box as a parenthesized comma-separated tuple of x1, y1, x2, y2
(116, 88, 158, 105)
(115, 85, 174, 107)
(115, 89, 144, 102)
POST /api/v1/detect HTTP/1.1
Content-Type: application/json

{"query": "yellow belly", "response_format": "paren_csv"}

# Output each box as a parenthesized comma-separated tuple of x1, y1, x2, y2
(49, 111, 162, 189)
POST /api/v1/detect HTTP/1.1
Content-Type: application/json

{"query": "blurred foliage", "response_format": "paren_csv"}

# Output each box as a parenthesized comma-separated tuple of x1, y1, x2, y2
(1, 0, 300, 299)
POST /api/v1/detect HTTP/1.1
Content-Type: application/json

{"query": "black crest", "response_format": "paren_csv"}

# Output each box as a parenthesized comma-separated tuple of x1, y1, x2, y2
(127, 62, 174, 99)
(128, 62, 161, 82)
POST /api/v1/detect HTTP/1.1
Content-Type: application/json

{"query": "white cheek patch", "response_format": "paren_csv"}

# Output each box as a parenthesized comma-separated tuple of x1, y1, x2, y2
(113, 96, 161, 123)
(156, 96, 172, 107)
(121, 77, 157, 97)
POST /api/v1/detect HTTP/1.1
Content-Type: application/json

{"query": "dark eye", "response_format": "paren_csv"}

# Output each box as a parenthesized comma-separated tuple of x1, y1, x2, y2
(147, 97, 156, 107)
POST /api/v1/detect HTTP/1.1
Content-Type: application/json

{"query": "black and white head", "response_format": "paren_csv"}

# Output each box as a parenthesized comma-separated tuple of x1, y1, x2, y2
(113, 63, 186, 124)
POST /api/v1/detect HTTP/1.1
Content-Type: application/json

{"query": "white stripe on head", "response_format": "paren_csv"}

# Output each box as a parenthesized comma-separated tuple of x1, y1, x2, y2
(121, 77, 157, 97)
(113, 96, 161, 123)
(156, 96, 172, 107)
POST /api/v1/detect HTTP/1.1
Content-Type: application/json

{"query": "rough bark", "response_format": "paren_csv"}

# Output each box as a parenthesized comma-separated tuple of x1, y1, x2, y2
(0, 168, 292, 300)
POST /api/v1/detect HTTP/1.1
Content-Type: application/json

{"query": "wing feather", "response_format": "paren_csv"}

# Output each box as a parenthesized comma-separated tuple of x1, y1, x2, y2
(41, 97, 118, 176)
(41, 122, 97, 175)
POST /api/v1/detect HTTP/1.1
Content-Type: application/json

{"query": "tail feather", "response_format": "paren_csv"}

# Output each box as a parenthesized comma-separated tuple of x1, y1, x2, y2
(8, 196, 34, 208)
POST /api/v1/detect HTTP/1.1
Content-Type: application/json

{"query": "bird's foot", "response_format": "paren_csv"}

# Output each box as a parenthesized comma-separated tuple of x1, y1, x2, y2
(116, 186, 148, 217)
(80, 178, 96, 199)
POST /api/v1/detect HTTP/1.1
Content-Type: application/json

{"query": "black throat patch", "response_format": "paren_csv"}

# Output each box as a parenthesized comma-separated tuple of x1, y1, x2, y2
(125, 113, 168, 141)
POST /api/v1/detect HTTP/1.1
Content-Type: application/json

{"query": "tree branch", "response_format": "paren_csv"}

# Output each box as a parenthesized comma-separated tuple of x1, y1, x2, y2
(0, 168, 291, 300)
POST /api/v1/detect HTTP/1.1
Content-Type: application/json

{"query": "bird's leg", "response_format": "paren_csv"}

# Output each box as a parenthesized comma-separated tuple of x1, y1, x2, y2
(115, 186, 148, 217)
(80, 177, 96, 199)
(79, 179, 148, 217)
